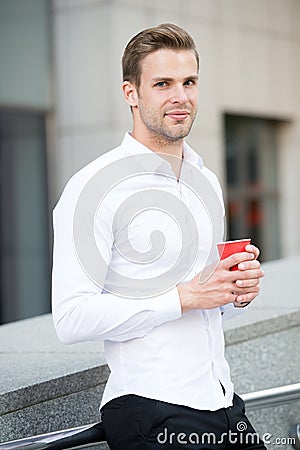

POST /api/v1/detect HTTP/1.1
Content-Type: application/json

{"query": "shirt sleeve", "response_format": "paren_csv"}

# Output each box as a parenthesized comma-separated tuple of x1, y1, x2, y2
(51, 176, 182, 345)
(220, 302, 250, 321)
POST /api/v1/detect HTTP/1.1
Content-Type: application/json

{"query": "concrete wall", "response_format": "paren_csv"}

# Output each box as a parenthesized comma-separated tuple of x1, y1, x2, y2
(50, 0, 300, 256)
(0, 314, 109, 449)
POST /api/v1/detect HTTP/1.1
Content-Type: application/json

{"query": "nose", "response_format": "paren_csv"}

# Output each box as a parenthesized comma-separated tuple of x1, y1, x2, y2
(171, 83, 188, 104)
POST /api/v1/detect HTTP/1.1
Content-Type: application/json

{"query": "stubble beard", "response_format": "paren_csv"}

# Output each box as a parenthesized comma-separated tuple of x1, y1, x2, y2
(138, 99, 196, 147)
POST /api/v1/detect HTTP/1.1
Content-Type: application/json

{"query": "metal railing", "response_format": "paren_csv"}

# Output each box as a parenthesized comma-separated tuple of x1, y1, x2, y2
(1, 383, 300, 450)
(242, 382, 300, 410)
(0, 422, 106, 450)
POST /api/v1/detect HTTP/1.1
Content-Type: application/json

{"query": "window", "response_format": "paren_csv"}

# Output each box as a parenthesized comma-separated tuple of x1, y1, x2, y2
(0, 111, 50, 323)
(224, 114, 280, 261)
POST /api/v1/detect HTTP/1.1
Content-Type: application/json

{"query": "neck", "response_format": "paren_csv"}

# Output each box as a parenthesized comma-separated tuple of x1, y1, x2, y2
(131, 130, 184, 179)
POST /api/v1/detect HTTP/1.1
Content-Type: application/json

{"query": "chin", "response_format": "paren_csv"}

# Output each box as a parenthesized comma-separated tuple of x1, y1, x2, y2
(167, 128, 191, 141)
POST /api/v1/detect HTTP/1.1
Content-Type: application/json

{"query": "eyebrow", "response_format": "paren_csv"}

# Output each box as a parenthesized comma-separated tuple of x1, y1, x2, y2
(151, 75, 199, 83)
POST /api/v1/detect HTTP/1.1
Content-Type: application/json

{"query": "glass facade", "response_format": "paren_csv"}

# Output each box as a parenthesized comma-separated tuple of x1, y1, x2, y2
(0, 0, 51, 109)
(0, 111, 50, 324)
(225, 114, 281, 261)
(0, 0, 51, 323)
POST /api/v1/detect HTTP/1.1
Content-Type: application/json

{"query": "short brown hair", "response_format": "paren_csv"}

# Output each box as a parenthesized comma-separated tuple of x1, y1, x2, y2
(122, 23, 199, 90)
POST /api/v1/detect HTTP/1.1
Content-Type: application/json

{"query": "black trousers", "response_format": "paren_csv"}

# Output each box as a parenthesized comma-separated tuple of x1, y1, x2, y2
(101, 393, 267, 449)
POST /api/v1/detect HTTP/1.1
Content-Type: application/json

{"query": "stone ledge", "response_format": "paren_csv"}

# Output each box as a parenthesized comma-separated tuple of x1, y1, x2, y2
(0, 314, 107, 417)
(1, 365, 110, 416)
(225, 309, 300, 346)
(223, 255, 300, 344)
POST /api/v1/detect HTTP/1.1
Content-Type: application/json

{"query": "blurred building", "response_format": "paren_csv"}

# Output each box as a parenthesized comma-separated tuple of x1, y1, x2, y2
(0, 0, 299, 324)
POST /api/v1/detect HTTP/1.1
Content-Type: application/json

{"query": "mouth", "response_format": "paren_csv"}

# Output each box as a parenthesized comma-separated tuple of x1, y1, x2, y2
(165, 111, 190, 121)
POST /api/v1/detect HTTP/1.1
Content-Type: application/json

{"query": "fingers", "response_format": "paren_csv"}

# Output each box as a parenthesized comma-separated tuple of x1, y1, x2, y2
(233, 291, 259, 305)
(232, 275, 260, 295)
(245, 244, 260, 259)
(229, 253, 264, 306)
(220, 244, 262, 271)
(233, 284, 260, 299)
(218, 257, 264, 288)
(229, 257, 264, 281)
(237, 259, 261, 271)
(234, 269, 265, 282)
(235, 277, 260, 288)
(221, 251, 254, 270)
(233, 300, 251, 308)
(234, 279, 259, 294)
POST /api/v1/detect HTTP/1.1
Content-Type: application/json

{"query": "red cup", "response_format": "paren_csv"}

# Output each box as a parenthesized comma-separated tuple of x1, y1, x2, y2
(217, 239, 251, 271)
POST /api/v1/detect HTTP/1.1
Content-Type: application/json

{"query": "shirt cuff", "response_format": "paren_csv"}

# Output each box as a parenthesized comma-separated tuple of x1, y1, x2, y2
(146, 287, 182, 323)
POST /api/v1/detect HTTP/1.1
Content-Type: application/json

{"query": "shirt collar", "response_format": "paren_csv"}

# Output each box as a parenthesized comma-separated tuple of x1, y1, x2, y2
(121, 132, 203, 175)
(182, 141, 203, 169)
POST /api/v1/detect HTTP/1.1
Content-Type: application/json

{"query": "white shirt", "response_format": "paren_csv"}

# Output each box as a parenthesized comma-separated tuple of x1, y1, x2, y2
(52, 132, 243, 411)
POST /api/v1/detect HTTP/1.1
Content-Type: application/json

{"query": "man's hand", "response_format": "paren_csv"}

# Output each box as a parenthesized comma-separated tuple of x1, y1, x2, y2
(177, 244, 265, 314)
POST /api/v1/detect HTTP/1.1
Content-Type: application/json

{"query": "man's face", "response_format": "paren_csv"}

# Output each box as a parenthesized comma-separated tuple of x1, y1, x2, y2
(132, 49, 199, 145)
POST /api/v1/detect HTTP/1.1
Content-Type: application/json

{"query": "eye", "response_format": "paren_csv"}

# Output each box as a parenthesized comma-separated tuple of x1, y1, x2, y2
(154, 81, 168, 88)
(184, 79, 195, 86)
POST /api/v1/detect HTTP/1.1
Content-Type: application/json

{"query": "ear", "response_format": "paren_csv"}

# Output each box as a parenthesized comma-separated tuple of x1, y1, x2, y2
(122, 81, 138, 107)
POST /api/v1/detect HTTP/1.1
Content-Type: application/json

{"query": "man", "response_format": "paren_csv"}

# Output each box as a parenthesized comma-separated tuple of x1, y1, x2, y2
(52, 23, 266, 449)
